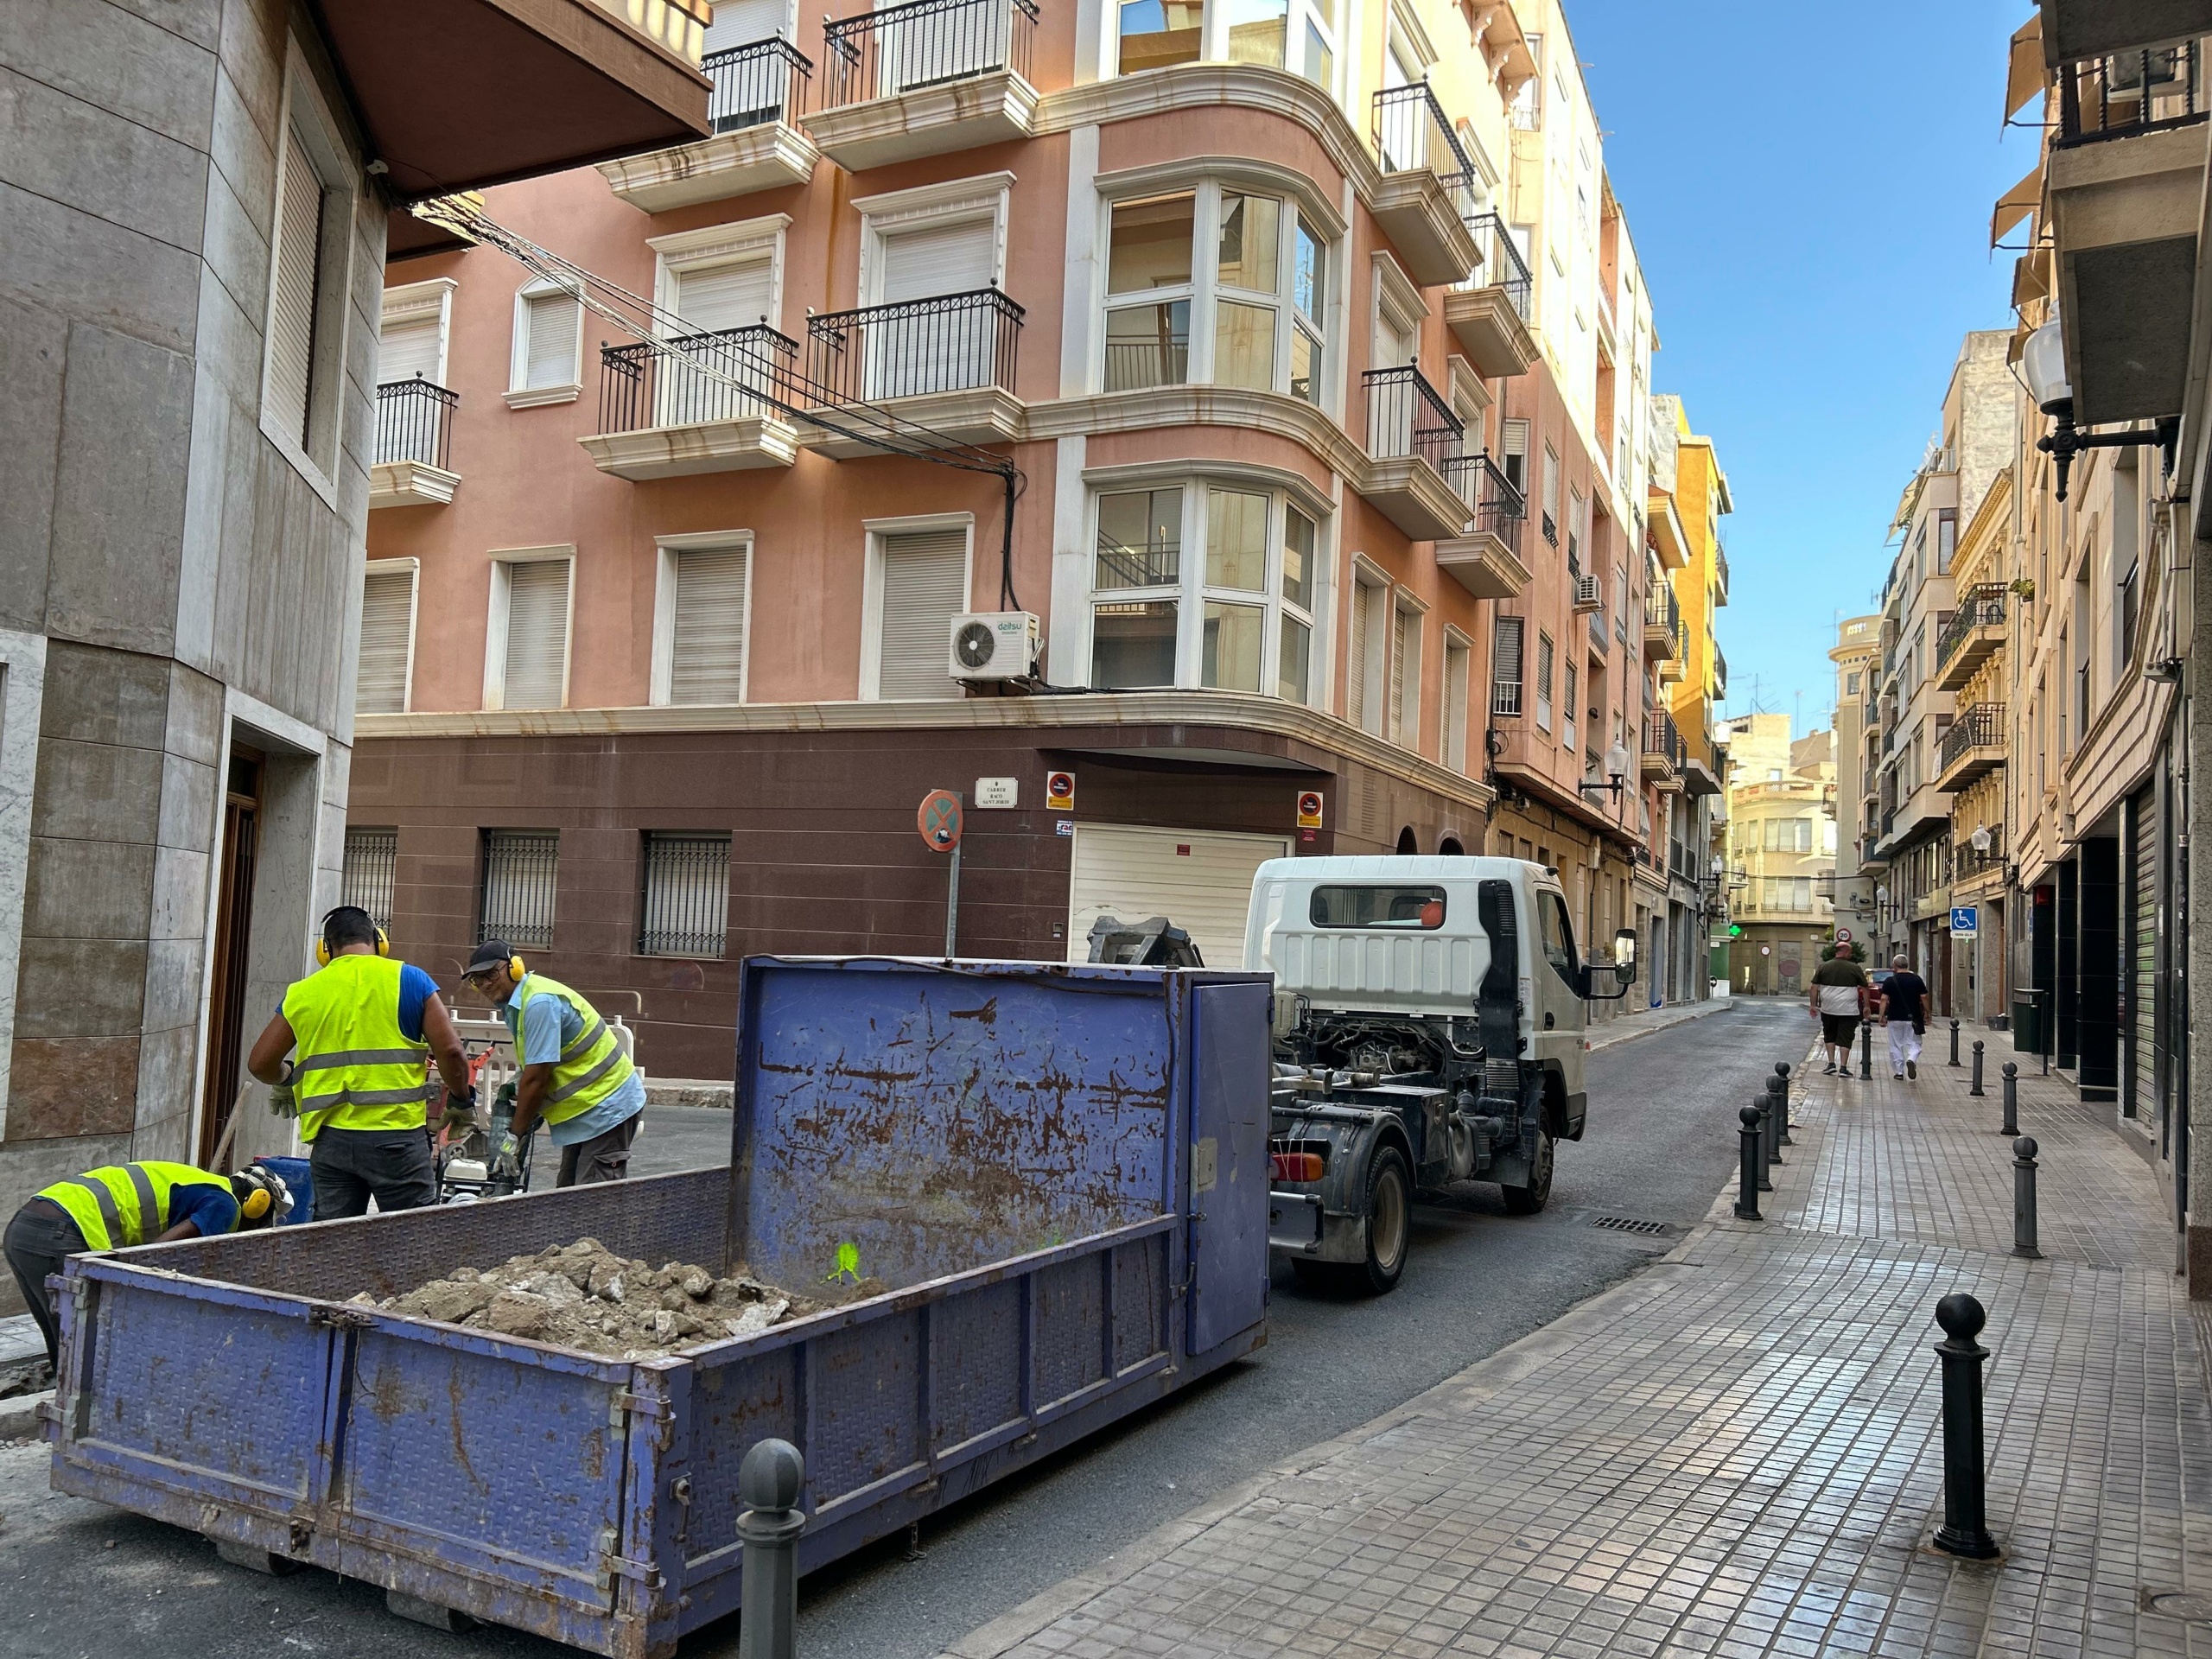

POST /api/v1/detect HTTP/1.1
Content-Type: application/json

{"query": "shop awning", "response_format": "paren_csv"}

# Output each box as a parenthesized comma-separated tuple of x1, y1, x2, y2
(2005, 15, 2047, 120)
(1991, 158, 2044, 248)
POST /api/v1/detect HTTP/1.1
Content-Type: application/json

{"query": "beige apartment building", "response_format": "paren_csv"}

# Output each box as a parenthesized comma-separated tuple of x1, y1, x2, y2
(0, 0, 711, 1311)
(1828, 614, 1880, 940)
(1718, 715, 1834, 996)
(346, 0, 1711, 1074)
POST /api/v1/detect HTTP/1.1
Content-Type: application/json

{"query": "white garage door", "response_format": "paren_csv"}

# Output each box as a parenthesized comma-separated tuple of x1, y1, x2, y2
(1067, 824, 1290, 969)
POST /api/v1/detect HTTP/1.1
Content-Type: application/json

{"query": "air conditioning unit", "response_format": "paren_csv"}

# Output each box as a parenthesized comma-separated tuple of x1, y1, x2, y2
(949, 611, 1039, 682)
(1573, 574, 1602, 612)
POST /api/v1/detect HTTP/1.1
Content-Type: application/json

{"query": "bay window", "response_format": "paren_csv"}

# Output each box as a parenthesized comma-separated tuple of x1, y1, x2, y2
(1103, 182, 1327, 402)
(1090, 480, 1321, 699)
(1116, 0, 1336, 84)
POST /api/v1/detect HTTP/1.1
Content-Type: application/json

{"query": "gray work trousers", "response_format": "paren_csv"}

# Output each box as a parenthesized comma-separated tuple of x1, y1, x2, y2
(311, 1124, 438, 1220)
(556, 1109, 642, 1187)
(4, 1200, 86, 1368)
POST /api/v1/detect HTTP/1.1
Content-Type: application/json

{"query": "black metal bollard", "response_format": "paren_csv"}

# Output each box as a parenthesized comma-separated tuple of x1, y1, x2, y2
(1860, 1018, 1874, 1079)
(1949, 1019, 1961, 1066)
(2012, 1136, 2041, 1260)
(737, 1440, 806, 1659)
(1755, 1094, 1775, 1192)
(1969, 1040, 1986, 1098)
(1931, 1294, 2000, 1559)
(2000, 1063, 2018, 1136)
(1764, 1075, 1787, 1166)
(1774, 1063, 1795, 1145)
(1734, 1104, 1764, 1220)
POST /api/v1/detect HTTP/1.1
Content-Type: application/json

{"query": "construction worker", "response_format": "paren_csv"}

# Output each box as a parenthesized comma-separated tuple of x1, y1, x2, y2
(4, 1162, 290, 1367)
(461, 939, 645, 1187)
(245, 906, 472, 1219)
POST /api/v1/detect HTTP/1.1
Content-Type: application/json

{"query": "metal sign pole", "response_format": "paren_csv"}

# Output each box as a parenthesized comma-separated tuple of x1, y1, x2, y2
(945, 802, 963, 958)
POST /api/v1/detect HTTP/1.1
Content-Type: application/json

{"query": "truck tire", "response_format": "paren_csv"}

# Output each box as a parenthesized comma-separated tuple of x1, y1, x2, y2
(1288, 1145, 1411, 1296)
(1501, 1131, 1554, 1215)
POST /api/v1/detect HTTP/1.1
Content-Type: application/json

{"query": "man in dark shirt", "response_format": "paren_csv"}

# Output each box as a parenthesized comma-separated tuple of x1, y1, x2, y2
(1880, 955, 1930, 1080)
(1808, 953, 1868, 1077)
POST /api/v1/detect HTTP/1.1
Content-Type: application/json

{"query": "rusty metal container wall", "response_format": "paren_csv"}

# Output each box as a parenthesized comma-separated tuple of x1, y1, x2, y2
(44, 961, 1272, 1659)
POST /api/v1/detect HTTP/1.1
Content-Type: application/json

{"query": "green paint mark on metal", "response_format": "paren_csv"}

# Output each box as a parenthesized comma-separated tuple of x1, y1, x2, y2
(827, 1241, 861, 1284)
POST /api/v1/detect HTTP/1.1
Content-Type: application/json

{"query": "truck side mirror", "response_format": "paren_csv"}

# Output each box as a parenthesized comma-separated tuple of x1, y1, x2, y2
(1612, 928, 1639, 986)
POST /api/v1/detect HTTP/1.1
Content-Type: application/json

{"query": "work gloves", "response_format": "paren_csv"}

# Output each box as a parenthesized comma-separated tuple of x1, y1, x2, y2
(269, 1063, 299, 1120)
(489, 1129, 524, 1183)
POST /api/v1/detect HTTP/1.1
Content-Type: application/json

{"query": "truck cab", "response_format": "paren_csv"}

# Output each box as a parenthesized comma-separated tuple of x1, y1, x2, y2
(1244, 855, 1637, 1294)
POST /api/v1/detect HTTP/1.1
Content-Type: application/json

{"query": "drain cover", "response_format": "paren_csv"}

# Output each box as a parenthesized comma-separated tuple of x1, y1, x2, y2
(2145, 1591, 2212, 1624)
(1591, 1216, 1670, 1236)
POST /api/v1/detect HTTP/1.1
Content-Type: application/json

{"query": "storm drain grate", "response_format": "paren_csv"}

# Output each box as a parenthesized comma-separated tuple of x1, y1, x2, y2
(1591, 1216, 1671, 1236)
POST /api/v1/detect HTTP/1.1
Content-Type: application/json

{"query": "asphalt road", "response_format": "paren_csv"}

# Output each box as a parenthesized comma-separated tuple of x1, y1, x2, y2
(0, 997, 1807, 1659)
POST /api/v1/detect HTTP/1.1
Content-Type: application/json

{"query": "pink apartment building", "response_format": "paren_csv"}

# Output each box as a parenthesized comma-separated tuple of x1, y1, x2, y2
(347, 0, 1691, 1077)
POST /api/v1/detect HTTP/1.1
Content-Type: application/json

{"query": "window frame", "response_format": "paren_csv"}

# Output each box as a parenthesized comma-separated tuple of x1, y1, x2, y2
(652, 531, 755, 707)
(855, 173, 1014, 308)
(650, 213, 791, 338)
(356, 556, 419, 717)
(1082, 470, 1327, 698)
(861, 512, 976, 702)
(257, 39, 356, 507)
(507, 276, 586, 408)
(483, 546, 576, 712)
(638, 831, 734, 960)
(378, 278, 456, 389)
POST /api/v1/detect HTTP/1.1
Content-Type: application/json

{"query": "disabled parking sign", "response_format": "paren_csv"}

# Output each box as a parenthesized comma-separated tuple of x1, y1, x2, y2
(1950, 906, 1978, 938)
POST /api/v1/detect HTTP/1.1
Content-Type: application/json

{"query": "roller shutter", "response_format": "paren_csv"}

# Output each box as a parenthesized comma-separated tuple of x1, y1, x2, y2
(502, 560, 570, 709)
(2130, 784, 2158, 1123)
(268, 128, 326, 445)
(1066, 824, 1290, 969)
(669, 546, 749, 704)
(356, 566, 414, 715)
(874, 530, 966, 698)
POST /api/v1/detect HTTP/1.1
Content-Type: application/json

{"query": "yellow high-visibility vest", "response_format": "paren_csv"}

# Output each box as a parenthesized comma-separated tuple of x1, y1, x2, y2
(36, 1161, 237, 1251)
(513, 974, 635, 1128)
(281, 953, 433, 1141)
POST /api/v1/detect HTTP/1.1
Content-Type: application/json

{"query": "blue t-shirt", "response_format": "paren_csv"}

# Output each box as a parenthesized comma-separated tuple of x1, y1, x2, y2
(167, 1181, 240, 1238)
(280, 962, 436, 1039)
(499, 978, 645, 1147)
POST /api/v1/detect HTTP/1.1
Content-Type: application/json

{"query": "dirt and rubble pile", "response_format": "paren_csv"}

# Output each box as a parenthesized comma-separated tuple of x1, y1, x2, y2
(365, 1238, 845, 1359)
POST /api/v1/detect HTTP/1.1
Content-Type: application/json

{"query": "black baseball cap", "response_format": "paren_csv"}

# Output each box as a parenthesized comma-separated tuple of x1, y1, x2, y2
(463, 939, 518, 978)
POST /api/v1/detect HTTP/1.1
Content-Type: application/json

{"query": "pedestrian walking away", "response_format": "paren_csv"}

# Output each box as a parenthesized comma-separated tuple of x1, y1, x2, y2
(1808, 950, 1869, 1079)
(3, 1162, 289, 1367)
(247, 906, 474, 1220)
(461, 939, 645, 1187)
(1879, 954, 1930, 1080)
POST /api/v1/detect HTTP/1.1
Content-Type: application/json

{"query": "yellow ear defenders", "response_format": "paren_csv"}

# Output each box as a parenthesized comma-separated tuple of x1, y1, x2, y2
(315, 906, 391, 966)
(231, 1167, 290, 1225)
(505, 954, 525, 984)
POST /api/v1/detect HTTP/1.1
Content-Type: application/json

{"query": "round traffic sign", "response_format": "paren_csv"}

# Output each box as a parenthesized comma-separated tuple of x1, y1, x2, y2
(1835, 927, 1853, 944)
(918, 789, 963, 853)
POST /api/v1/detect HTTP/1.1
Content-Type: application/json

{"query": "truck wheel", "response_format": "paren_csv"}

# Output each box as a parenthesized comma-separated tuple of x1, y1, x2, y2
(1501, 1131, 1554, 1215)
(1354, 1146, 1411, 1293)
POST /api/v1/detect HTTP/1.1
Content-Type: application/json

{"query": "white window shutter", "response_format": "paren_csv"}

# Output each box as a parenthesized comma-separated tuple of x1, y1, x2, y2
(503, 561, 570, 709)
(705, 0, 787, 48)
(268, 128, 325, 445)
(1389, 608, 1409, 741)
(874, 531, 967, 698)
(879, 219, 995, 302)
(524, 291, 580, 390)
(1348, 581, 1371, 729)
(356, 567, 415, 715)
(1491, 614, 1522, 715)
(670, 546, 749, 704)
(674, 259, 774, 334)
(378, 313, 441, 387)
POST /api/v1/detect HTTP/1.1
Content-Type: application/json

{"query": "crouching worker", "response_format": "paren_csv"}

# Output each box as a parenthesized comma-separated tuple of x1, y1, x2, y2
(247, 906, 472, 1220)
(4, 1163, 289, 1367)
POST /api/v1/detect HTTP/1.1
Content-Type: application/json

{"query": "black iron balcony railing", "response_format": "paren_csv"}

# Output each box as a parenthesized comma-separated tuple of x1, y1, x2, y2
(1713, 644, 1727, 696)
(1363, 364, 1461, 471)
(1643, 712, 1685, 769)
(1955, 823, 2006, 878)
(374, 378, 457, 468)
(2057, 41, 2207, 147)
(1713, 542, 1728, 597)
(1371, 83, 1477, 222)
(705, 36, 813, 131)
(1465, 212, 1532, 321)
(1939, 702, 2005, 774)
(805, 287, 1023, 404)
(1438, 452, 1525, 554)
(598, 325, 798, 434)
(1934, 583, 2005, 671)
(822, 0, 1037, 109)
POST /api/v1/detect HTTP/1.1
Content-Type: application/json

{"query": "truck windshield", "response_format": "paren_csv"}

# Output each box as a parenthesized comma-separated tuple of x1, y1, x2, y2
(1308, 886, 1446, 928)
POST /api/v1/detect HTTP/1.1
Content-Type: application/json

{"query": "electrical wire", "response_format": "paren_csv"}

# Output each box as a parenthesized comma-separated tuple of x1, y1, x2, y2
(411, 198, 1029, 613)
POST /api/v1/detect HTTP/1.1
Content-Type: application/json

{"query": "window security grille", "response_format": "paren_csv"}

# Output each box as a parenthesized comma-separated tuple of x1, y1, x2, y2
(342, 828, 397, 931)
(639, 835, 732, 958)
(480, 830, 558, 949)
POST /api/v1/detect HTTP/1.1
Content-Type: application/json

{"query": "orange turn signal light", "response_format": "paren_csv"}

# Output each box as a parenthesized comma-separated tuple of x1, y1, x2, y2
(1271, 1151, 1325, 1183)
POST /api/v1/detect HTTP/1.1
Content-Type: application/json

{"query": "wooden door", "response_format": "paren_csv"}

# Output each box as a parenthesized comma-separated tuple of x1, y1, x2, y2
(199, 749, 261, 1168)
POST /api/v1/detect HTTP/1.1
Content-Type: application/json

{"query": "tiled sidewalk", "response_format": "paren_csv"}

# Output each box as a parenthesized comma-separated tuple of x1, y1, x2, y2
(941, 1027, 2212, 1658)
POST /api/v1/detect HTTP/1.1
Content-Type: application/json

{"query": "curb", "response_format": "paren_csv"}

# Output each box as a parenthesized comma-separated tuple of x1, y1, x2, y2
(1586, 995, 1742, 1053)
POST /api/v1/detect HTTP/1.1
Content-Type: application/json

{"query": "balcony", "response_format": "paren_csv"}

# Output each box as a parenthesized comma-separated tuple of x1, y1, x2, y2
(318, 0, 712, 247)
(2050, 42, 2210, 423)
(1643, 588, 1681, 660)
(1446, 215, 1537, 378)
(599, 40, 818, 211)
(1369, 86, 1481, 287)
(1934, 584, 2006, 690)
(1713, 644, 1727, 698)
(802, 288, 1025, 455)
(368, 379, 460, 507)
(1936, 702, 2006, 791)
(1713, 543, 1729, 604)
(806, 0, 1039, 171)
(1358, 366, 1471, 542)
(1641, 713, 1684, 790)
(1953, 822, 2007, 882)
(1433, 454, 1530, 599)
(580, 327, 802, 479)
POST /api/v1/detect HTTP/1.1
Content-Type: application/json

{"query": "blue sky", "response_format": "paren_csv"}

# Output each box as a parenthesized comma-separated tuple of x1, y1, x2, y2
(1568, 1, 2040, 734)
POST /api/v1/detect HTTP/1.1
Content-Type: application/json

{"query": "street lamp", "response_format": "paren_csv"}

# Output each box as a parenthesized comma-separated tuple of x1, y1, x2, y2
(1577, 742, 1634, 802)
(2020, 315, 2177, 503)
(1969, 824, 1991, 855)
